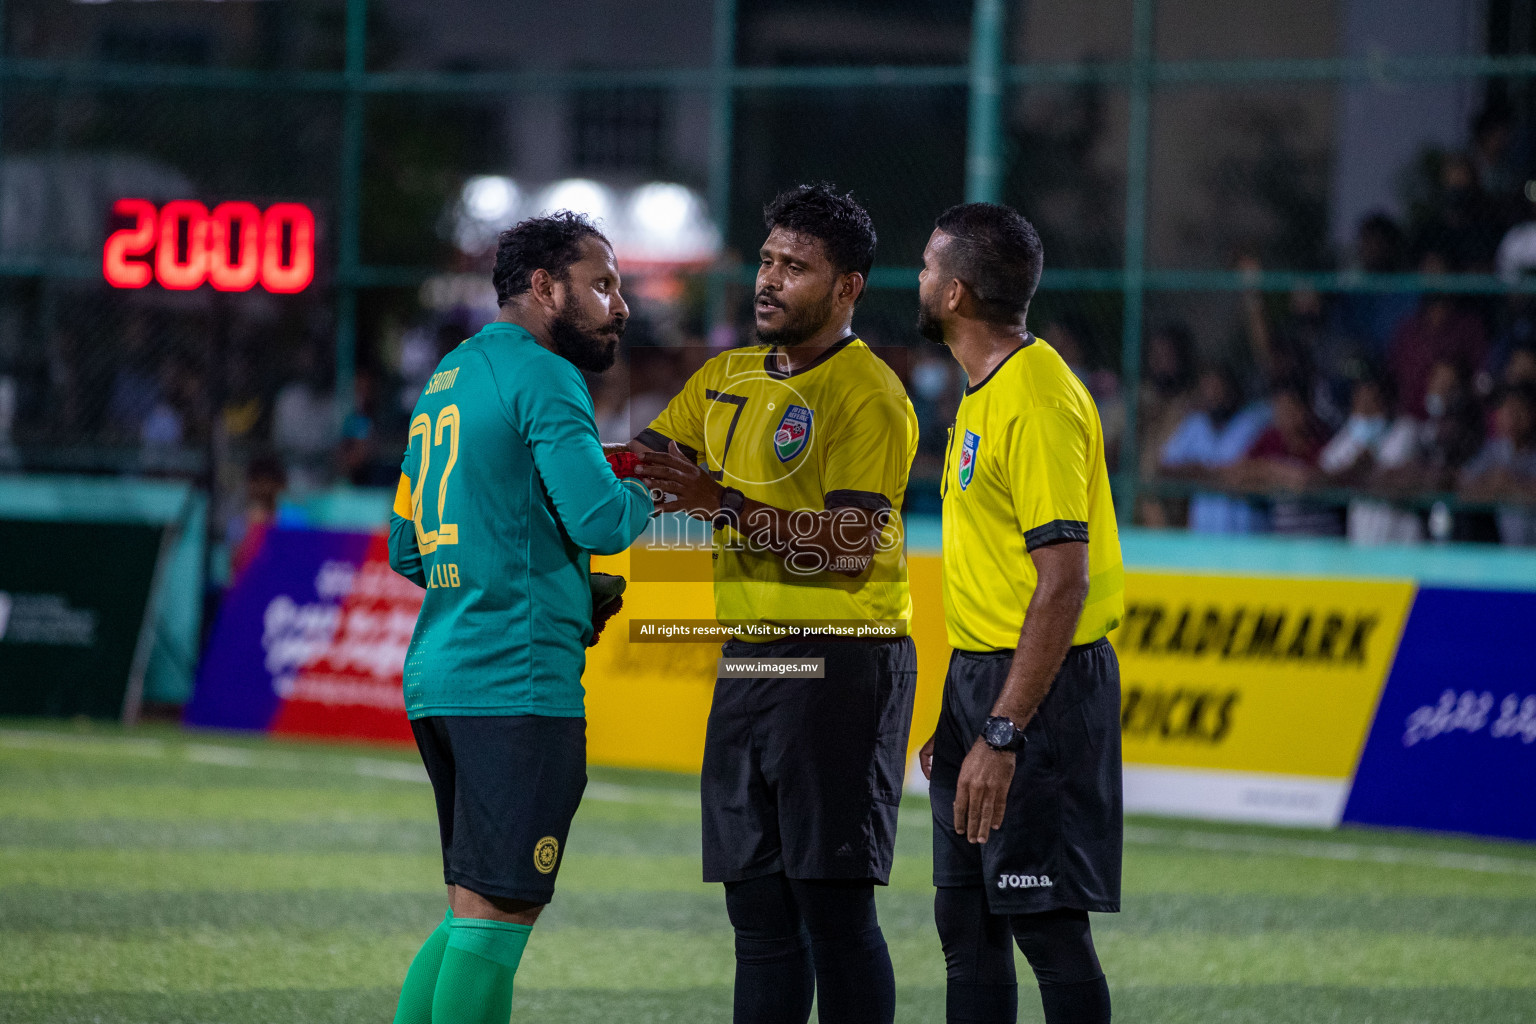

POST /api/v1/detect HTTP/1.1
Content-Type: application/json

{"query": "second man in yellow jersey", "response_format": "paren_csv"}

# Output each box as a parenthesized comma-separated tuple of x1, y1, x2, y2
(916, 202, 1124, 1024)
(632, 184, 919, 1024)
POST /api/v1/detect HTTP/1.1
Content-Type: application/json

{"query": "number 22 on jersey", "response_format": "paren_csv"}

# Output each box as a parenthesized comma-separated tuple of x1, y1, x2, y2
(409, 404, 460, 554)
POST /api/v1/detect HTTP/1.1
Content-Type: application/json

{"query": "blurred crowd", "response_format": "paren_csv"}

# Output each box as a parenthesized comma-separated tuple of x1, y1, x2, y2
(5, 109, 1536, 550)
(1131, 103, 1536, 547)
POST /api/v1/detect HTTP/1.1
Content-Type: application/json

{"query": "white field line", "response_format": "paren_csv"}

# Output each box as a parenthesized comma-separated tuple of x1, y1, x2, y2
(184, 744, 257, 768)
(0, 729, 695, 808)
(7, 729, 1536, 876)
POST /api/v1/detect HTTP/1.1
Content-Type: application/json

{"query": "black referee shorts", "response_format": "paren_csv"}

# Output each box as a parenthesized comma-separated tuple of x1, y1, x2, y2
(929, 639, 1123, 914)
(411, 714, 587, 906)
(702, 637, 918, 885)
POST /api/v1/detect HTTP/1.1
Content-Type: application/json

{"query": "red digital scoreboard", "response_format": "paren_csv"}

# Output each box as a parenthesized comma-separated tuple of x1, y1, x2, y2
(103, 199, 316, 294)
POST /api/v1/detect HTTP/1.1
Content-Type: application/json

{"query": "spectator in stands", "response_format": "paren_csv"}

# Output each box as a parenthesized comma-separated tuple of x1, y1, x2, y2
(107, 319, 161, 442)
(229, 454, 287, 579)
(1469, 104, 1526, 222)
(909, 347, 960, 462)
(1159, 364, 1271, 533)
(1044, 315, 1124, 468)
(139, 364, 187, 448)
(141, 362, 208, 463)
(1374, 358, 1486, 496)
(1238, 256, 1347, 428)
(1411, 153, 1504, 272)
(1138, 322, 1198, 478)
(1319, 375, 1424, 543)
(1387, 250, 1489, 418)
(220, 350, 267, 448)
(340, 367, 395, 487)
(1460, 383, 1536, 546)
(1229, 383, 1341, 536)
(1330, 213, 1416, 362)
(903, 348, 961, 512)
(1136, 322, 1198, 526)
(272, 346, 338, 492)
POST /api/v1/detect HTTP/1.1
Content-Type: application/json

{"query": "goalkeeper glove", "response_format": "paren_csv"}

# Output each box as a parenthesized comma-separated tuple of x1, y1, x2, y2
(606, 450, 640, 479)
(587, 571, 627, 647)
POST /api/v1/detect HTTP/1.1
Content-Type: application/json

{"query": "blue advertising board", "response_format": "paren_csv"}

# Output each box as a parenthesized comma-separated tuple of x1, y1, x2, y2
(1343, 587, 1536, 842)
(184, 528, 374, 731)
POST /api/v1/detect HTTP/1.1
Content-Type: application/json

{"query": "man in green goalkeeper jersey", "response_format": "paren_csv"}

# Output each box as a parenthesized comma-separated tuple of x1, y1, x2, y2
(386, 211, 652, 1024)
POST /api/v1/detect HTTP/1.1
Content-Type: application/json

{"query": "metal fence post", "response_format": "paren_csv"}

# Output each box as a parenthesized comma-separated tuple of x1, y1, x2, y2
(1117, 0, 1155, 518)
(336, 0, 368, 431)
(706, 0, 738, 336)
(965, 0, 1007, 204)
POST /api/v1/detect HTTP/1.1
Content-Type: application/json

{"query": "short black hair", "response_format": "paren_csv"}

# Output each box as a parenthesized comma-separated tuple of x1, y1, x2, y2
(492, 211, 609, 306)
(763, 182, 877, 285)
(933, 202, 1044, 324)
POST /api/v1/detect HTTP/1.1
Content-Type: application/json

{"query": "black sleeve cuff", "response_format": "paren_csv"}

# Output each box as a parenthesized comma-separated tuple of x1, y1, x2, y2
(635, 428, 698, 462)
(1024, 519, 1089, 551)
(824, 489, 892, 512)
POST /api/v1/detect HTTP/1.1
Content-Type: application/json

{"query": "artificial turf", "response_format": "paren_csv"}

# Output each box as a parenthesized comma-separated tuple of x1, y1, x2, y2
(2, 721, 1533, 1023)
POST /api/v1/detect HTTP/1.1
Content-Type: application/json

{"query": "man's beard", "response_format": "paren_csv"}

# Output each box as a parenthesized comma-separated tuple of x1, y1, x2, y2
(550, 302, 623, 372)
(756, 287, 835, 347)
(915, 293, 947, 345)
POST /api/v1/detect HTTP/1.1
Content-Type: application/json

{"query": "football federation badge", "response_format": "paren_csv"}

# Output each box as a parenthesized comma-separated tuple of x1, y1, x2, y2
(958, 430, 980, 490)
(774, 405, 813, 462)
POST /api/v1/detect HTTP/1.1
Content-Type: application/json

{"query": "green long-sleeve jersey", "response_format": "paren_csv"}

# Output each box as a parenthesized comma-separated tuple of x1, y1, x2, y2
(387, 321, 651, 718)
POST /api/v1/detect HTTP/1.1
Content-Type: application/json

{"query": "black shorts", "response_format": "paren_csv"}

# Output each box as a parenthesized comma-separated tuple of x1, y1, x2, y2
(702, 637, 918, 885)
(411, 714, 587, 905)
(929, 639, 1123, 914)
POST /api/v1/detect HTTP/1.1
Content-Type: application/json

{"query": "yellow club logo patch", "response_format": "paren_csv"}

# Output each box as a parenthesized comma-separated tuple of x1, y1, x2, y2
(533, 836, 560, 874)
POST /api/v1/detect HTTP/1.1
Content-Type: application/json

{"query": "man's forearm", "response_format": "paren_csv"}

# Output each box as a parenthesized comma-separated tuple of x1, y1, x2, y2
(990, 576, 1088, 725)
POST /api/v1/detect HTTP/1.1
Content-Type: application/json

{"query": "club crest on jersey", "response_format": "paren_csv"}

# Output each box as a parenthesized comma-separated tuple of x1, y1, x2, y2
(774, 405, 812, 462)
(958, 430, 980, 490)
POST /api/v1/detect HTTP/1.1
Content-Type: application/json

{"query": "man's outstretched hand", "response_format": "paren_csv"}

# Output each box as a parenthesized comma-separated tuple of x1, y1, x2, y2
(638, 442, 723, 519)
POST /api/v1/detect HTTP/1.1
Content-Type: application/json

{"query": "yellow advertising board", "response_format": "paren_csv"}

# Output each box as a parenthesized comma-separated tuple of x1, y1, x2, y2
(1112, 572, 1416, 779)
(584, 548, 952, 773)
(585, 549, 1416, 805)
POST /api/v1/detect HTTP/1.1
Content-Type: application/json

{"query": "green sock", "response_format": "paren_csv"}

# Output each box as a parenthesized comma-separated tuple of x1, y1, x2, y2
(431, 917, 533, 1024)
(392, 909, 453, 1024)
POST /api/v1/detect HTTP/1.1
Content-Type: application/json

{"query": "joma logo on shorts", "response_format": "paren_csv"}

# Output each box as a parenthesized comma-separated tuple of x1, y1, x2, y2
(997, 873, 1053, 889)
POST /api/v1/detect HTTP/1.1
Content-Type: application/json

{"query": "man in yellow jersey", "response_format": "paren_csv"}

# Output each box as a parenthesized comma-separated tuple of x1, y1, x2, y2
(914, 202, 1124, 1024)
(631, 183, 918, 1024)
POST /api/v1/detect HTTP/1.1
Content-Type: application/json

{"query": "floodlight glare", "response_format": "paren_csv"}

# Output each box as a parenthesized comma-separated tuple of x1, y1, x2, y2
(540, 178, 614, 224)
(462, 176, 519, 224)
(630, 183, 695, 242)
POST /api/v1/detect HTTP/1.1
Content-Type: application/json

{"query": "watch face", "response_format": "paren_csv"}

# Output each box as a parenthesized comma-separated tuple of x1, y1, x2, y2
(984, 718, 1013, 747)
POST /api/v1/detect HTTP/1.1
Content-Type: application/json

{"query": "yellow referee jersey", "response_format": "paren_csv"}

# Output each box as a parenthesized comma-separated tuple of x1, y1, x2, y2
(940, 334, 1124, 651)
(640, 336, 918, 638)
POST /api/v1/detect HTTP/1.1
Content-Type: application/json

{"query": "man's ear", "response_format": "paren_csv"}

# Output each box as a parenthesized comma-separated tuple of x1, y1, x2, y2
(528, 267, 562, 315)
(945, 277, 965, 314)
(838, 270, 866, 307)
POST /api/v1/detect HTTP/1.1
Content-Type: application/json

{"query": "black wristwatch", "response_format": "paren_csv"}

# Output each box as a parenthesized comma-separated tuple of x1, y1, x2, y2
(982, 715, 1026, 752)
(712, 486, 746, 531)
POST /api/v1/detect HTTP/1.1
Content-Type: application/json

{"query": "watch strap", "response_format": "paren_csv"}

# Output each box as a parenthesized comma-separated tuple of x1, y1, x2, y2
(713, 487, 745, 531)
